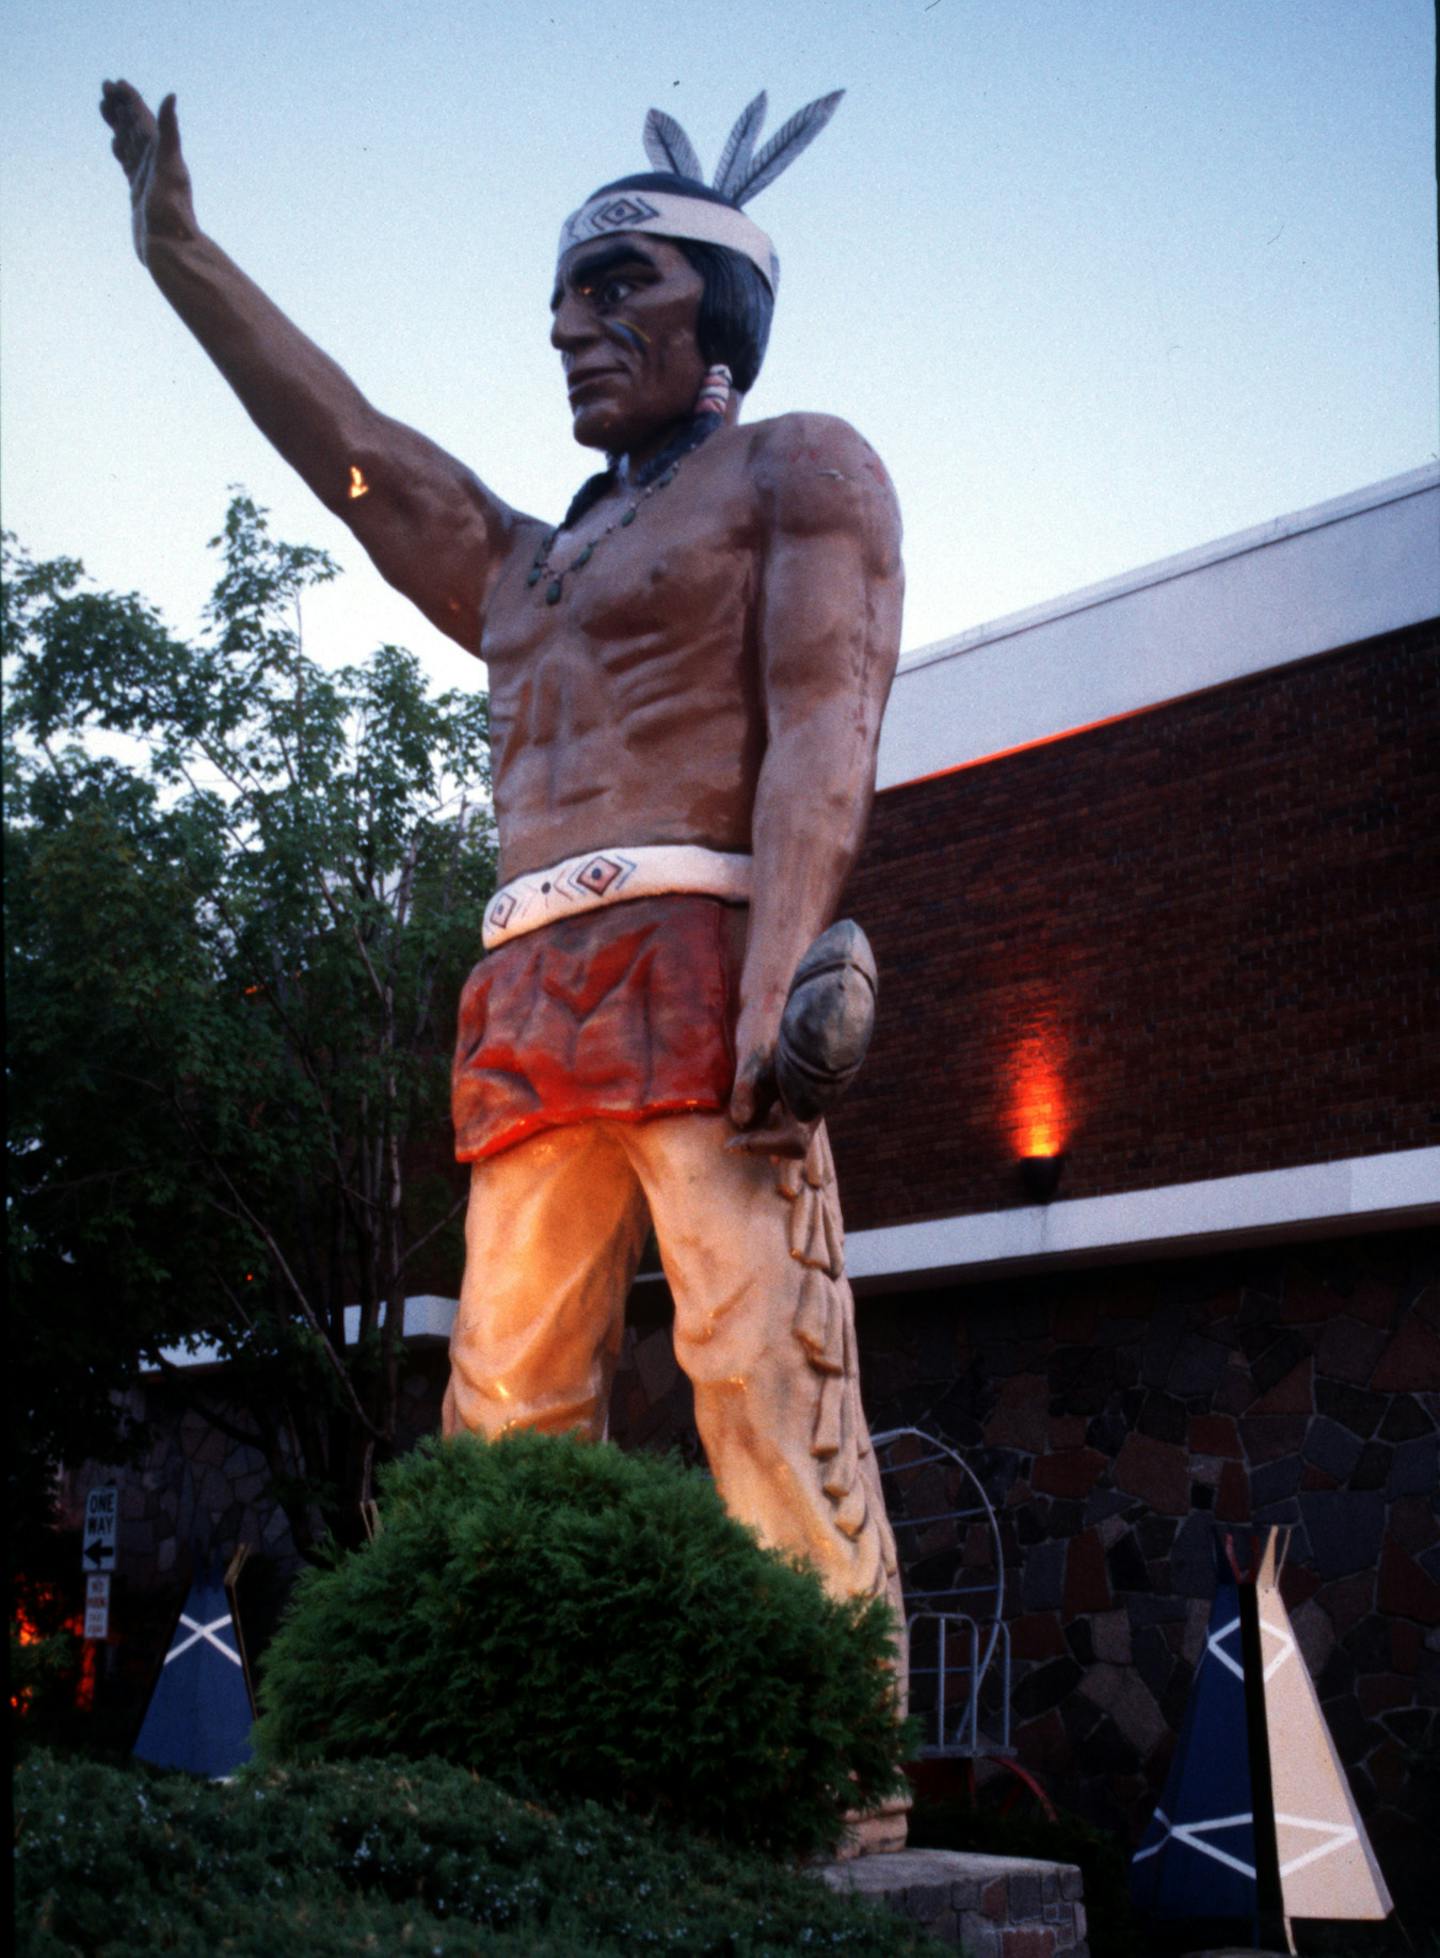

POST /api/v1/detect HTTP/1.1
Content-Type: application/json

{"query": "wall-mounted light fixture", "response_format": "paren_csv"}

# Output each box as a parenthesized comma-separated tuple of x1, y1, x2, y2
(1019, 1152, 1067, 1203)
(1006, 1000, 1074, 1204)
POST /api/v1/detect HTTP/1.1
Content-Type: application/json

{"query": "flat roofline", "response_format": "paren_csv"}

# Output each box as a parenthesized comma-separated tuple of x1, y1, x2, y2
(152, 1292, 459, 1372)
(844, 1146, 1439, 1291)
(898, 464, 1440, 677)
(876, 465, 1439, 790)
(149, 1149, 1436, 1366)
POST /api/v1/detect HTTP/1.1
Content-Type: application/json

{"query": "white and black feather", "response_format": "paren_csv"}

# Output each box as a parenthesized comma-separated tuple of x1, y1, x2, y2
(642, 108, 705, 182)
(725, 90, 844, 206)
(711, 92, 768, 198)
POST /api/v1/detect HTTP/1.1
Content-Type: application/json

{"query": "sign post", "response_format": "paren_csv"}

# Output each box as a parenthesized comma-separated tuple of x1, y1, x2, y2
(82, 1485, 118, 1574)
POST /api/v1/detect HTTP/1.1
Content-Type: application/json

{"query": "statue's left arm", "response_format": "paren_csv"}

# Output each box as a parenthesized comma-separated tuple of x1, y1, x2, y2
(729, 413, 904, 1155)
(98, 80, 531, 655)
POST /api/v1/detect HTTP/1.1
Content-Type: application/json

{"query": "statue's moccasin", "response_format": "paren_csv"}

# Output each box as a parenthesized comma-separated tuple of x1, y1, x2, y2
(775, 919, 878, 1122)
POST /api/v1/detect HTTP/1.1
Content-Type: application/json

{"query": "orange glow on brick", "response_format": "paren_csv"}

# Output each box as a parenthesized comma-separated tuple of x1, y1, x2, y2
(891, 708, 1151, 791)
(1009, 1020, 1070, 1159)
(878, 688, 1212, 799)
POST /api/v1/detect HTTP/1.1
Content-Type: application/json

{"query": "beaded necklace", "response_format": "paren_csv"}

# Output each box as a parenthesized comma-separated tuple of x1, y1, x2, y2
(527, 411, 722, 606)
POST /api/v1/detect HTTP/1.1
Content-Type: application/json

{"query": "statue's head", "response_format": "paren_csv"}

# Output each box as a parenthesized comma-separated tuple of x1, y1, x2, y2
(553, 92, 840, 455)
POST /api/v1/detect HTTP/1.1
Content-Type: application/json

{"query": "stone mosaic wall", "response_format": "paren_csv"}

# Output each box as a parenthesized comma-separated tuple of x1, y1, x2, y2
(609, 1224, 1439, 1909)
(61, 1359, 447, 1624)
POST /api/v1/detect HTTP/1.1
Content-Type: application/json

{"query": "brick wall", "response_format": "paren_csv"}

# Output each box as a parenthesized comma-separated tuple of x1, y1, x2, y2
(829, 623, 1439, 1230)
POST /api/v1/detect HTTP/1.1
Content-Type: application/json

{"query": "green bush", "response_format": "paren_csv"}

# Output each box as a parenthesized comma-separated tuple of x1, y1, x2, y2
(254, 1432, 909, 1860)
(15, 1751, 947, 1956)
(9, 1624, 82, 1760)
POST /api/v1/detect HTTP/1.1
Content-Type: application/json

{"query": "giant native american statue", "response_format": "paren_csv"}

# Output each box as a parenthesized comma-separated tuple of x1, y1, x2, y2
(100, 80, 905, 1634)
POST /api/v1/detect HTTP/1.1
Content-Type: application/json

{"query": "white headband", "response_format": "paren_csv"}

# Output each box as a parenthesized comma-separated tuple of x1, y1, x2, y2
(557, 90, 844, 299)
(558, 188, 779, 291)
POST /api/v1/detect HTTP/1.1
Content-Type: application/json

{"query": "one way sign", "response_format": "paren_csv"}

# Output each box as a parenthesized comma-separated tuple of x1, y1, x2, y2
(82, 1485, 118, 1571)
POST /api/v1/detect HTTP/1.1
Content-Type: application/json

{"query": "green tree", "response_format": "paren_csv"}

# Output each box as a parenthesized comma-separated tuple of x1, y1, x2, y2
(5, 496, 496, 1560)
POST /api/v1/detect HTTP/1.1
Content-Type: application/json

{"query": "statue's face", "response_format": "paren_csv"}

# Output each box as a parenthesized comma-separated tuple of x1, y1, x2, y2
(551, 233, 707, 454)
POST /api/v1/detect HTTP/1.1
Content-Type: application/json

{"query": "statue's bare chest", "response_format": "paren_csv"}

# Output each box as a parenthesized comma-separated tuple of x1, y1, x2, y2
(482, 473, 759, 750)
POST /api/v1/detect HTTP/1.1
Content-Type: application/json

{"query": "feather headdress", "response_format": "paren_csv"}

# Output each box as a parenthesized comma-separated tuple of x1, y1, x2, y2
(644, 91, 844, 204)
(558, 89, 845, 292)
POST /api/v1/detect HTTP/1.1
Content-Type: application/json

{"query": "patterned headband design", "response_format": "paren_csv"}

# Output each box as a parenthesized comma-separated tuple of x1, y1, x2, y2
(558, 89, 844, 293)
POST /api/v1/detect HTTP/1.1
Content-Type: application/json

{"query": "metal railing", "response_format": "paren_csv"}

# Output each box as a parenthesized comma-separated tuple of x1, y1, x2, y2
(873, 1426, 1011, 1760)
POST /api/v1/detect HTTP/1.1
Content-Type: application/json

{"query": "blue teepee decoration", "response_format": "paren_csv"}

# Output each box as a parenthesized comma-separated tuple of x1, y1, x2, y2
(1131, 1560, 1258, 1920)
(133, 1555, 254, 1777)
(1132, 1529, 1392, 1952)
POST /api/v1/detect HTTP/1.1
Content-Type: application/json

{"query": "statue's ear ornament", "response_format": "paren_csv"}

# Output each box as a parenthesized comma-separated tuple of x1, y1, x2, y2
(642, 89, 845, 205)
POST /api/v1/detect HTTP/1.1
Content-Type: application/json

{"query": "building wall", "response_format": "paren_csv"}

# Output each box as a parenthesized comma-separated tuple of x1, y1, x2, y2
(829, 623, 1439, 1230)
(876, 467, 1440, 791)
(57, 1360, 449, 1740)
(64, 1361, 445, 1597)
(607, 1226, 1440, 1909)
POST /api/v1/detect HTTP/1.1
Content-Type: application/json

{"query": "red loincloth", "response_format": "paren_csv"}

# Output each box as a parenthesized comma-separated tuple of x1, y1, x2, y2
(452, 894, 746, 1162)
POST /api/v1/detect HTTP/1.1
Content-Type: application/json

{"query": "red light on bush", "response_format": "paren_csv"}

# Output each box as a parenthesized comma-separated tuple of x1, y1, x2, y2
(11, 1588, 94, 1713)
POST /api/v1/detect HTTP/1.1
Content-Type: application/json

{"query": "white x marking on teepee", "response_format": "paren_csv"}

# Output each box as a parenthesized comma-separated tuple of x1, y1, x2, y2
(1168, 1812, 1257, 1879)
(1131, 1805, 1257, 1879)
(1260, 1612, 1296, 1682)
(1131, 1806, 1172, 1863)
(164, 1611, 242, 1667)
(1274, 1814, 1359, 1879)
(1205, 1611, 1246, 1681)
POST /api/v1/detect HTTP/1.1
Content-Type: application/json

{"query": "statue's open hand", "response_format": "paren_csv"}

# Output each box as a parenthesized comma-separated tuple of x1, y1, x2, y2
(100, 80, 196, 265)
(727, 1042, 817, 1161)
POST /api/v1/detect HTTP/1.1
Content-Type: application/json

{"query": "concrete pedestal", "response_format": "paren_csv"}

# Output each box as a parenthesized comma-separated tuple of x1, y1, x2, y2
(816, 1848, 1087, 1955)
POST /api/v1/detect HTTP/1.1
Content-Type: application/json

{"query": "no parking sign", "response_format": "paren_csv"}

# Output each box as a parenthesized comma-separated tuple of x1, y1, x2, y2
(84, 1573, 111, 1641)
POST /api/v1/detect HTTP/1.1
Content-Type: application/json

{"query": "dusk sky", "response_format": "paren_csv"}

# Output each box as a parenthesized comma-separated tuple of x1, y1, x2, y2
(3, 0, 1434, 693)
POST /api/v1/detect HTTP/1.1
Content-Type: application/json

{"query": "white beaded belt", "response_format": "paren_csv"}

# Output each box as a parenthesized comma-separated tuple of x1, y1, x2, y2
(482, 844, 753, 951)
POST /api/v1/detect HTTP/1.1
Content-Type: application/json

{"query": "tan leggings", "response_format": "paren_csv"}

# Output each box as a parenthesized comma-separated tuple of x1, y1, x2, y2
(443, 1112, 900, 1617)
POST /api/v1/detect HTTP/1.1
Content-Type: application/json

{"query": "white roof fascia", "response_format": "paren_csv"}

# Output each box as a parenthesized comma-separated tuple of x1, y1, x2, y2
(341, 1294, 457, 1345)
(879, 466, 1440, 791)
(147, 1152, 1438, 1355)
(153, 1292, 459, 1372)
(843, 1146, 1440, 1291)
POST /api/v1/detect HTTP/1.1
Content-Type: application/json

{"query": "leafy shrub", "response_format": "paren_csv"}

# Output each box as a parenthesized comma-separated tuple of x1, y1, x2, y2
(15, 1750, 947, 1956)
(254, 1432, 909, 1860)
(9, 1624, 82, 1760)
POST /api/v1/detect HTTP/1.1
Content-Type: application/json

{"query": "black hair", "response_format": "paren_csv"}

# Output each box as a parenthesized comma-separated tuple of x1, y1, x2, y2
(588, 173, 775, 394)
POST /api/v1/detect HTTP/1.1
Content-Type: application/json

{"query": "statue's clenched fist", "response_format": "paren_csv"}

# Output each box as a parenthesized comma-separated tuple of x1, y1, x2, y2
(99, 80, 197, 266)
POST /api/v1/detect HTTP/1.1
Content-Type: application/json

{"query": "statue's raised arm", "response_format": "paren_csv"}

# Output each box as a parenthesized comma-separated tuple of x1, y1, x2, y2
(98, 80, 535, 653)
